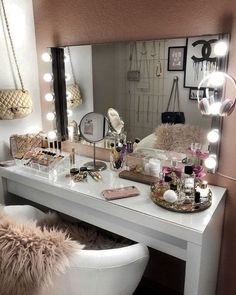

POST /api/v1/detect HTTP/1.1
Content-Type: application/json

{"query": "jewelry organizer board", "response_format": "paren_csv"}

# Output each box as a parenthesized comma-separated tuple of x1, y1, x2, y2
(114, 38, 211, 141)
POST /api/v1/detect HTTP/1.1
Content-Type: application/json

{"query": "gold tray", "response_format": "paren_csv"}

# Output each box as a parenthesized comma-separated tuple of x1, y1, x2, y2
(150, 190, 212, 213)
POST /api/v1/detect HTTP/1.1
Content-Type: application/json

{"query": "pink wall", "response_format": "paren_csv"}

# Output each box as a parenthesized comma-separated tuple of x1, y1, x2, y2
(33, 0, 236, 293)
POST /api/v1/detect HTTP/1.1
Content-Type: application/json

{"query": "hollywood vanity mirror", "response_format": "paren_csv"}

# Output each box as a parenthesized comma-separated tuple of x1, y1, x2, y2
(45, 33, 230, 172)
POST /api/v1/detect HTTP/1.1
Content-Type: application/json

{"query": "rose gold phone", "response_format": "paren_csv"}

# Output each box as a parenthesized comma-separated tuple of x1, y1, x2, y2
(102, 186, 140, 200)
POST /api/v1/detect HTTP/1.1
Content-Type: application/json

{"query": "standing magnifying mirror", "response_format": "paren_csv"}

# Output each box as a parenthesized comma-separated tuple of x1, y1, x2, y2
(79, 112, 109, 171)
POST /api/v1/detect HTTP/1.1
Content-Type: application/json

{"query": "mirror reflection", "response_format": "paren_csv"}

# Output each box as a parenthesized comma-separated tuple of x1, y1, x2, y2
(63, 34, 228, 144)
(50, 33, 229, 159)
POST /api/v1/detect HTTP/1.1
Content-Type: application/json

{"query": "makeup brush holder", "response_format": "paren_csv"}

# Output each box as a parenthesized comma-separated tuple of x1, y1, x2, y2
(110, 148, 126, 171)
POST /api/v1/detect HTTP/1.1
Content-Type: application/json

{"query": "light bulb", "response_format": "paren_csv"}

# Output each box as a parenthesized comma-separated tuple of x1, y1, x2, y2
(66, 91, 72, 100)
(209, 102, 222, 115)
(41, 52, 51, 62)
(67, 109, 73, 117)
(65, 73, 71, 81)
(208, 72, 225, 87)
(45, 93, 54, 102)
(204, 154, 217, 170)
(46, 112, 55, 121)
(47, 130, 57, 140)
(207, 129, 220, 143)
(43, 73, 53, 82)
(214, 40, 228, 57)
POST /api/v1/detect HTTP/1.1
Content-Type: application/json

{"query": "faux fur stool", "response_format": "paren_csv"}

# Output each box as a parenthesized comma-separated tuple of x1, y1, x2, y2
(0, 206, 82, 295)
(2, 205, 149, 295)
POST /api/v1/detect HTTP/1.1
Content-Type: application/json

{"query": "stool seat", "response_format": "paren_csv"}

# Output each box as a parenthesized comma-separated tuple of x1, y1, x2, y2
(3, 205, 149, 295)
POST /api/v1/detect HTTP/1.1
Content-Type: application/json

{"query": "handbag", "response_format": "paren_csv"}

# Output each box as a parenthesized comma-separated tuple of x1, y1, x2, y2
(66, 47, 82, 109)
(161, 76, 185, 124)
(127, 42, 140, 81)
(0, 0, 33, 120)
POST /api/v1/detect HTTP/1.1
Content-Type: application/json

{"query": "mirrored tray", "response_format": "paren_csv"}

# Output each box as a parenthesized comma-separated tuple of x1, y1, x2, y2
(150, 189, 212, 213)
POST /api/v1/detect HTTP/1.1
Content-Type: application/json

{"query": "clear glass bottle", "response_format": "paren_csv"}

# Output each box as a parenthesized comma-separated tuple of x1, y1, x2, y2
(182, 166, 195, 200)
(151, 172, 168, 200)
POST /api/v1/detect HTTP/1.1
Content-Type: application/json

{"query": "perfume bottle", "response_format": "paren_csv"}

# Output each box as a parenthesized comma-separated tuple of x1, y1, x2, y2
(151, 172, 168, 200)
(181, 166, 196, 205)
(170, 172, 178, 191)
(182, 166, 195, 193)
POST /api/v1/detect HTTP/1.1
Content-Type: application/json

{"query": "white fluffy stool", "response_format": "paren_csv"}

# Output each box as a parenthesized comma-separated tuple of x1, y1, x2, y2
(4, 205, 149, 295)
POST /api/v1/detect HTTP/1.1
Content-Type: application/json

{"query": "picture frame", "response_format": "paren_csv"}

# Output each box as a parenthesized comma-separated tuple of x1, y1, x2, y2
(184, 35, 219, 88)
(168, 46, 186, 71)
(189, 88, 205, 101)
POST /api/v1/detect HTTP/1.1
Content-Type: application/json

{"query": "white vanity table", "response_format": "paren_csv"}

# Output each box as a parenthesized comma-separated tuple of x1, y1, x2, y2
(0, 155, 226, 295)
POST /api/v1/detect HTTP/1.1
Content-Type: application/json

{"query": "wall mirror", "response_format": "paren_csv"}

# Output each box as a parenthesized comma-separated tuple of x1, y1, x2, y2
(49, 33, 229, 170)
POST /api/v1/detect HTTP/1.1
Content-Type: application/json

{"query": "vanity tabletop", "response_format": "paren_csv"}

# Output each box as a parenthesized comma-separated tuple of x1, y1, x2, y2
(0, 155, 226, 245)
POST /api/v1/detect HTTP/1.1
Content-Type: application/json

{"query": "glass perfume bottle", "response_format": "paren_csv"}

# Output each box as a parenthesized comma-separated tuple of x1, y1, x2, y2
(151, 172, 168, 200)
(170, 172, 178, 191)
(180, 166, 196, 205)
(182, 166, 195, 193)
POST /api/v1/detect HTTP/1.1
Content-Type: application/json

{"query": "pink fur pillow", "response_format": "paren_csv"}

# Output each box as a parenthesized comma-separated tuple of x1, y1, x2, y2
(154, 124, 206, 153)
(0, 209, 82, 295)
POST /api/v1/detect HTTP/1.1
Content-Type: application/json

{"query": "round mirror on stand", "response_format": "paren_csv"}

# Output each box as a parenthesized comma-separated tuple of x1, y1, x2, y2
(79, 112, 109, 171)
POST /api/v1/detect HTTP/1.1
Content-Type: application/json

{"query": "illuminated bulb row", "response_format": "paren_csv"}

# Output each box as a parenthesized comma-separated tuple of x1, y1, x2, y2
(203, 129, 220, 170)
(42, 52, 70, 62)
(46, 109, 73, 121)
(43, 73, 71, 83)
(42, 51, 73, 121)
(44, 86, 72, 103)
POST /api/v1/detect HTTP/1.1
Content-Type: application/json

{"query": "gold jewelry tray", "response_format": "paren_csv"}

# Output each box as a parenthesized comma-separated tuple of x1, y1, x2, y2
(150, 190, 212, 213)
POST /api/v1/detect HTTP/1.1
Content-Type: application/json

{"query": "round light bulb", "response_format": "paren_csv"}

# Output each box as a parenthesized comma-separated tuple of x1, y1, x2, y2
(67, 109, 73, 117)
(214, 40, 228, 57)
(65, 73, 71, 81)
(41, 52, 51, 62)
(47, 130, 57, 140)
(208, 72, 225, 87)
(43, 73, 53, 82)
(45, 93, 54, 102)
(46, 112, 55, 121)
(204, 155, 217, 170)
(66, 91, 72, 100)
(207, 129, 220, 143)
(209, 102, 222, 115)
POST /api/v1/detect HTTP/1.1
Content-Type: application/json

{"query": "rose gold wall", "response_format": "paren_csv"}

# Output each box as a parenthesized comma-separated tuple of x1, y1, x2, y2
(33, 0, 236, 293)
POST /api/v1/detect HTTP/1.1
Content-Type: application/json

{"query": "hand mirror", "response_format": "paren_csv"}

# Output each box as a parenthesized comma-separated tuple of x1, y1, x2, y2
(79, 112, 109, 170)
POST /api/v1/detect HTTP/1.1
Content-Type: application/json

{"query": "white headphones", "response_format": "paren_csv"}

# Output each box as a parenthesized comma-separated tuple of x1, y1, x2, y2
(197, 72, 236, 117)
